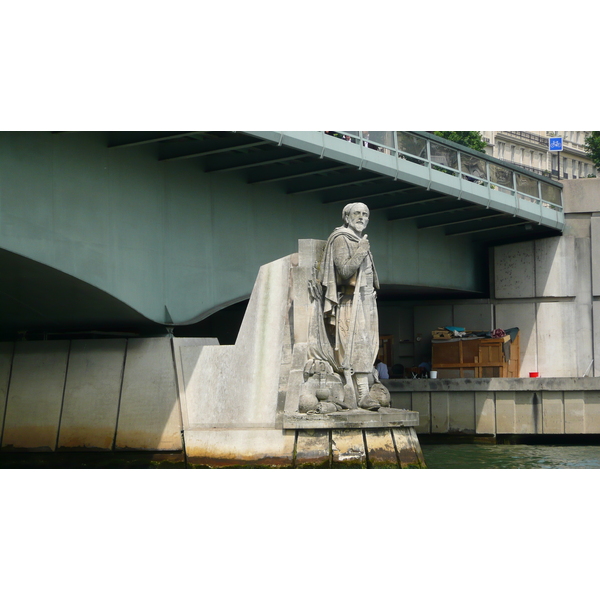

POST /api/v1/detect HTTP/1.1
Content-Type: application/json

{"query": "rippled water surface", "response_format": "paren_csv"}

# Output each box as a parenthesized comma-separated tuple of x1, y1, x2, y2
(422, 443, 600, 469)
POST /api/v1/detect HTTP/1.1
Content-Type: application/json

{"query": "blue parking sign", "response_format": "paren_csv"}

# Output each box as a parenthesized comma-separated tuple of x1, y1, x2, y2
(549, 137, 563, 151)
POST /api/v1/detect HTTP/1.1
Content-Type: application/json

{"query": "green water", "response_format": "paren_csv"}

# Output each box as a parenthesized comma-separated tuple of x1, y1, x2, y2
(422, 443, 600, 469)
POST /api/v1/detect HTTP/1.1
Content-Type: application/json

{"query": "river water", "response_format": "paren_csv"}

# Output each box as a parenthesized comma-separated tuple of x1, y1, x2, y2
(421, 442, 600, 469)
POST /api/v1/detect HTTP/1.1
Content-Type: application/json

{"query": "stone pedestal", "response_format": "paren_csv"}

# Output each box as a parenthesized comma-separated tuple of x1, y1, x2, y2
(278, 240, 424, 468)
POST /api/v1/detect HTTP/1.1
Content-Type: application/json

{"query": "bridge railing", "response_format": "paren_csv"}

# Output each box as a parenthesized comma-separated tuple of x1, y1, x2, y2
(327, 131, 563, 211)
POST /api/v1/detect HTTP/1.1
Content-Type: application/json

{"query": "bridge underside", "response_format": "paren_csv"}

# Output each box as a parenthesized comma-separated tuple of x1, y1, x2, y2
(0, 131, 563, 340)
(0, 250, 249, 341)
(108, 131, 562, 245)
(0, 248, 482, 341)
(0, 249, 158, 338)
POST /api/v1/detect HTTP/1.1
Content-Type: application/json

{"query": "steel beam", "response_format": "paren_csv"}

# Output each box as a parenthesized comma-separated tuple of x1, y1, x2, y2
(287, 172, 387, 195)
(321, 183, 422, 205)
(108, 132, 197, 148)
(386, 199, 471, 220)
(159, 135, 270, 161)
(445, 216, 525, 236)
(204, 148, 310, 172)
(247, 161, 347, 184)
(417, 208, 500, 229)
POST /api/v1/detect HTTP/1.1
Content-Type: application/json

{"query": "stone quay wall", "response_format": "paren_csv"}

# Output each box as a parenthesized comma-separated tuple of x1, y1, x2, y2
(0, 337, 193, 453)
(385, 378, 600, 436)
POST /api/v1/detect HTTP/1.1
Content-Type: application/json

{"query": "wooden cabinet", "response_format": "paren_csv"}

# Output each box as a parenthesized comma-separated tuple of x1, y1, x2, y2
(432, 333, 520, 378)
(378, 335, 393, 367)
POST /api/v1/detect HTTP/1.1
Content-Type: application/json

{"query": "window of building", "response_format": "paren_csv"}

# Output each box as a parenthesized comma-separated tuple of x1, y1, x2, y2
(498, 142, 505, 160)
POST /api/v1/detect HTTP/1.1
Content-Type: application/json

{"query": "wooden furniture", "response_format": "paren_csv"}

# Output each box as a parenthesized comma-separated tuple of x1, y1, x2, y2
(432, 333, 520, 378)
(378, 335, 393, 367)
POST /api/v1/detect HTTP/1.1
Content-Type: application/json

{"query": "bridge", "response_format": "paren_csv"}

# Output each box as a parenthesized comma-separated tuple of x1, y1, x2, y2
(239, 131, 563, 236)
(0, 131, 564, 340)
(109, 130, 564, 238)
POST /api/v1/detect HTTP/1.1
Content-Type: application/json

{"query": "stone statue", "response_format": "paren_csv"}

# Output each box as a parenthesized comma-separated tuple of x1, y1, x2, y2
(304, 202, 385, 411)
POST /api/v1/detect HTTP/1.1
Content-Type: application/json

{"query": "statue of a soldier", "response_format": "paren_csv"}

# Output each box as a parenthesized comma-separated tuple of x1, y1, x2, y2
(319, 202, 381, 411)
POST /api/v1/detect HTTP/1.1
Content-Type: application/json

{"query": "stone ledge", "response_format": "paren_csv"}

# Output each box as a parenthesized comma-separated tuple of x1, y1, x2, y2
(384, 377, 600, 393)
(283, 408, 419, 430)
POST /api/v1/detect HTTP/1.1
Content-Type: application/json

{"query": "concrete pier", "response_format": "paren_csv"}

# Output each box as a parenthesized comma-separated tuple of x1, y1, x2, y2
(0, 246, 425, 468)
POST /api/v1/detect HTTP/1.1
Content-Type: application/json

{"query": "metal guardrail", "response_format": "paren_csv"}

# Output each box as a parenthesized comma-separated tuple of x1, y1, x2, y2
(327, 131, 563, 210)
(500, 131, 549, 146)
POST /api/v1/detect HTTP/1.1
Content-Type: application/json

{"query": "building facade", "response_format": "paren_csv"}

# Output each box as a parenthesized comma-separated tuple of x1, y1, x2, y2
(481, 131, 598, 181)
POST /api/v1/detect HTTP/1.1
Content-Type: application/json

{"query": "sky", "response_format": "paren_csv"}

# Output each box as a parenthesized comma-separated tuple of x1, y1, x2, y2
(1, 2, 596, 132)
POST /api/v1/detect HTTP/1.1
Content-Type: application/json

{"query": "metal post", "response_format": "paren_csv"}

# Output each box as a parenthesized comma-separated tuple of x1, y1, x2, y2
(457, 151, 463, 199)
(426, 140, 432, 190)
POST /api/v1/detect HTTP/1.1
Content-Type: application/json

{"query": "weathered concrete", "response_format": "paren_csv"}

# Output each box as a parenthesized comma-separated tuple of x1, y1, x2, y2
(115, 337, 182, 451)
(574, 236, 594, 376)
(2, 341, 69, 450)
(494, 241, 535, 299)
(536, 302, 578, 377)
(185, 429, 296, 468)
(562, 178, 600, 213)
(475, 391, 496, 434)
(57, 339, 126, 450)
(283, 408, 419, 429)
(494, 303, 537, 375)
(494, 236, 575, 306)
(295, 429, 331, 468)
(178, 255, 308, 466)
(331, 429, 367, 468)
(392, 428, 426, 468)
(453, 304, 493, 332)
(591, 215, 600, 297)
(364, 429, 397, 468)
(535, 236, 576, 298)
(171, 337, 220, 430)
(386, 378, 600, 436)
(491, 183, 600, 377)
(181, 256, 291, 434)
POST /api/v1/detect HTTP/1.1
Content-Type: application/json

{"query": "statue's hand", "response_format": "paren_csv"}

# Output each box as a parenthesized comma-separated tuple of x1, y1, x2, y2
(358, 235, 370, 253)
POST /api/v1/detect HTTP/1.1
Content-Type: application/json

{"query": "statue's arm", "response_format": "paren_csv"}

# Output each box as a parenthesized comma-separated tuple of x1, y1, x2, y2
(332, 236, 370, 280)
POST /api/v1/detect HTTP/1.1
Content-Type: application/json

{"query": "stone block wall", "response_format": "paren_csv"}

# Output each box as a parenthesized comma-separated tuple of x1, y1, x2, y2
(490, 179, 600, 377)
(0, 337, 196, 451)
(387, 378, 600, 436)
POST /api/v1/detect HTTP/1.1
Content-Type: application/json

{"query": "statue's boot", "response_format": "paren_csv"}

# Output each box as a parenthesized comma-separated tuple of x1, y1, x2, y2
(356, 374, 380, 411)
(342, 369, 358, 409)
(358, 394, 381, 411)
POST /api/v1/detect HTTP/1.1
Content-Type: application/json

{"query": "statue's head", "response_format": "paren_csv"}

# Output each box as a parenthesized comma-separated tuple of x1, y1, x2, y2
(342, 202, 370, 234)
